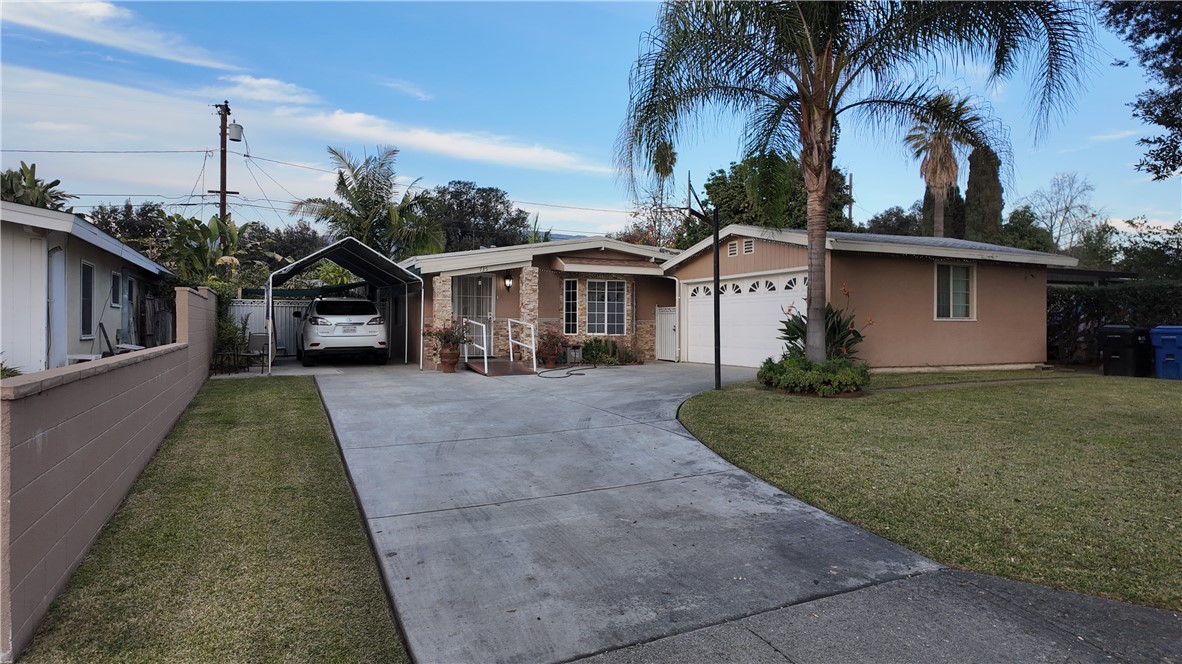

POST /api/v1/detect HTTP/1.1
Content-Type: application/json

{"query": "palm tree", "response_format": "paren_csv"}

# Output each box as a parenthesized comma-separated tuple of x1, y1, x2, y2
(291, 146, 443, 259)
(619, 2, 1093, 362)
(904, 94, 989, 238)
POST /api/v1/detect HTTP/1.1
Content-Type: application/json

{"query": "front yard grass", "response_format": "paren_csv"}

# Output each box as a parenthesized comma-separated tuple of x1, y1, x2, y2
(680, 375, 1182, 611)
(868, 368, 1094, 390)
(22, 377, 407, 663)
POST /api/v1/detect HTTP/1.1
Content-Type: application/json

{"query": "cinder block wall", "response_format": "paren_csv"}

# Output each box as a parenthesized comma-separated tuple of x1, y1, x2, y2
(0, 287, 215, 662)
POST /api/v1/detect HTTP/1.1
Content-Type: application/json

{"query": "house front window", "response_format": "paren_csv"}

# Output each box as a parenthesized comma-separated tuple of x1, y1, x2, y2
(587, 279, 625, 335)
(563, 279, 578, 335)
(110, 271, 122, 308)
(935, 263, 974, 319)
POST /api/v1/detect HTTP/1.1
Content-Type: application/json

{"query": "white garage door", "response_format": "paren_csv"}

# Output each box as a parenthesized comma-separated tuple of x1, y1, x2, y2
(686, 272, 807, 367)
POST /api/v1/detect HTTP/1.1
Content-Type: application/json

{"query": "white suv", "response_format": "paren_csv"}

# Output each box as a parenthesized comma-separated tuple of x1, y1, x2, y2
(294, 297, 388, 366)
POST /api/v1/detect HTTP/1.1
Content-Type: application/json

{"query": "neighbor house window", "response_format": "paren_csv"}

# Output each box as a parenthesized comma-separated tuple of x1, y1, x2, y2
(81, 261, 95, 338)
(110, 271, 122, 308)
(587, 280, 625, 335)
(563, 279, 578, 334)
(935, 264, 974, 319)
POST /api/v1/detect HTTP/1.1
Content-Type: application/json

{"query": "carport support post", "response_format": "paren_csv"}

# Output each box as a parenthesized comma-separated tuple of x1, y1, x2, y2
(712, 208, 721, 391)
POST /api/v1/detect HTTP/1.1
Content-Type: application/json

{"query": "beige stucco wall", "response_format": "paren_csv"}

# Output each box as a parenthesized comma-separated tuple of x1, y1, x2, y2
(831, 254, 1048, 368)
(671, 238, 809, 281)
(0, 286, 215, 662)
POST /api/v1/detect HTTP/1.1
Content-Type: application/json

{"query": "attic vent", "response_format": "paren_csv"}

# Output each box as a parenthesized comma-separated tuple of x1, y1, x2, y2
(727, 241, 738, 257)
(742, 238, 755, 254)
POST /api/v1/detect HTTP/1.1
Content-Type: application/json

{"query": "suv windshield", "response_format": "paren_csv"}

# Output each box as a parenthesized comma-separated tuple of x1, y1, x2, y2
(315, 300, 378, 316)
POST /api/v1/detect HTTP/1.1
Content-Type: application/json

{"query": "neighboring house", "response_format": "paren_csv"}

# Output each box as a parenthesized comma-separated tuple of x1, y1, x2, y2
(397, 224, 1076, 371)
(400, 237, 678, 365)
(662, 225, 1078, 369)
(1, 202, 171, 373)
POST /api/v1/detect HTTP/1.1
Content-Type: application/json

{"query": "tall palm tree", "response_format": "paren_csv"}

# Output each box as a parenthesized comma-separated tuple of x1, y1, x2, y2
(619, 2, 1093, 362)
(291, 146, 443, 259)
(904, 94, 988, 238)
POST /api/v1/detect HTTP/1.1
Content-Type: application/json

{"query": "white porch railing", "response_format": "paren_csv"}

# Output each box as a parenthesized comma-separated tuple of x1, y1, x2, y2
(507, 318, 537, 374)
(462, 318, 489, 375)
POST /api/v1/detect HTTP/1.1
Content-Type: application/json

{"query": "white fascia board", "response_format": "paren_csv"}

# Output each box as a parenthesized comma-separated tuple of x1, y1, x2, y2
(440, 260, 533, 278)
(828, 238, 1079, 267)
(557, 262, 665, 276)
(660, 224, 781, 272)
(681, 266, 807, 284)
(0, 202, 75, 232)
(409, 237, 672, 275)
(1, 202, 169, 274)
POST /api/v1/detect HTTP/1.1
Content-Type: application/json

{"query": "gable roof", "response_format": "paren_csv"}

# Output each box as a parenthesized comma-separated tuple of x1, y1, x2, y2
(662, 224, 1078, 271)
(270, 236, 422, 289)
(400, 236, 677, 276)
(1, 201, 171, 275)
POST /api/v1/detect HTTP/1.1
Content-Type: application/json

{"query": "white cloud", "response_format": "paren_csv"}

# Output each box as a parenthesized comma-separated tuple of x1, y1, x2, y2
(204, 75, 319, 105)
(1088, 129, 1138, 142)
(287, 109, 613, 174)
(381, 79, 433, 102)
(1, 1, 238, 70)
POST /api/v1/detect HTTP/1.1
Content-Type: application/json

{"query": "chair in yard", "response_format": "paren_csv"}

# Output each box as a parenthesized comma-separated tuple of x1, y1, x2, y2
(243, 333, 269, 373)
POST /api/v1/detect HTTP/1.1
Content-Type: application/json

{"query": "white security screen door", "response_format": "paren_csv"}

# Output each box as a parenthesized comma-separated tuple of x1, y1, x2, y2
(452, 275, 494, 356)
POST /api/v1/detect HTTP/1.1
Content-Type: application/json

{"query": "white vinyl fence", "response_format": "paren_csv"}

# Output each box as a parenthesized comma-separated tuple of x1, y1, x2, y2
(229, 299, 309, 356)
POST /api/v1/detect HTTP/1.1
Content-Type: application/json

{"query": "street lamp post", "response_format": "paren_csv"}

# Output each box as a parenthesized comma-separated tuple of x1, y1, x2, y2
(686, 206, 722, 391)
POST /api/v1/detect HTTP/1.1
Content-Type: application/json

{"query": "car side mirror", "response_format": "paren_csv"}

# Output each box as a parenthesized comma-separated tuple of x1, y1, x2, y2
(292, 311, 302, 318)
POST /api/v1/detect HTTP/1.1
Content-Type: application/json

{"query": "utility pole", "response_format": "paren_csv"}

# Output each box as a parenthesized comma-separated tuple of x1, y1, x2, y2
(209, 101, 240, 223)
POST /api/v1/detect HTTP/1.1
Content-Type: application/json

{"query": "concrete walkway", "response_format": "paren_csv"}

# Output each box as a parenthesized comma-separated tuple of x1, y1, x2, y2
(317, 363, 1181, 664)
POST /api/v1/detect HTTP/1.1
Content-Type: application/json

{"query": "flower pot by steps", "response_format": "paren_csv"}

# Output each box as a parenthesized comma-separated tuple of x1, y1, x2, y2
(438, 346, 461, 373)
(538, 351, 559, 369)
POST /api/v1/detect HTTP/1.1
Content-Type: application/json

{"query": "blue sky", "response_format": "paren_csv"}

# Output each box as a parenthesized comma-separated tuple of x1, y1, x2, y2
(2, 1, 1178, 238)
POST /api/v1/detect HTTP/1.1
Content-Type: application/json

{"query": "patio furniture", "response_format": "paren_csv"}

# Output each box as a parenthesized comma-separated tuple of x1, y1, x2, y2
(242, 333, 269, 373)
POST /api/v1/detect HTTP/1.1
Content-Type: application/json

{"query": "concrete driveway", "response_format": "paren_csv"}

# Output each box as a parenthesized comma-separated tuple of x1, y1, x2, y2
(317, 363, 1180, 664)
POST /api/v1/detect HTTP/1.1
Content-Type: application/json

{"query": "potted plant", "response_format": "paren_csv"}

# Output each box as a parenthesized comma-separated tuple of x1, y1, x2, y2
(535, 329, 567, 369)
(423, 320, 472, 373)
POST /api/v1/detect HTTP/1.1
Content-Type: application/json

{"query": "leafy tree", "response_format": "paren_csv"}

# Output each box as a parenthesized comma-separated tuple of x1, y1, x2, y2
(921, 185, 966, 239)
(1102, 1, 1182, 180)
(291, 146, 442, 259)
(700, 152, 852, 234)
(88, 200, 169, 261)
(1000, 205, 1055, 253)
(904, 95, 990, 238)
(1, 162, 75, 210)
(619, 2, 1093, 362)
(524, 214, 552, 244)
(964, 146, 1004, 243)
(418, 180, 531, 252)
(1070, 222, 1122, 270)
(1026, 172, 1101, 250)
(1119, 219, 1182, 280)
(241, 219, 327, 264)
(866, 203, 923, 236)
(163, 214, 253, 283)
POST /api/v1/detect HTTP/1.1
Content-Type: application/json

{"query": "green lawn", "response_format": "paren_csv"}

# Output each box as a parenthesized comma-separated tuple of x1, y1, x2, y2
(868, 368, 1095, 390)
(680, 375, 1182, 611)
(22, 377, 408, 663)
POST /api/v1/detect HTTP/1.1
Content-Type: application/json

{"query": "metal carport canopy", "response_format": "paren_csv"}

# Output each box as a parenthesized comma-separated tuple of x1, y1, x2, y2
(264, 236, 424, 374)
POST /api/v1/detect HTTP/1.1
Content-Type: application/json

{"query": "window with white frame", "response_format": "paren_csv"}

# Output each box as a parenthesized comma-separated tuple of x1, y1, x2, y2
(110, 271, 122, 308)
(587, 279, 625, 335)
(563, 279, 578, 334)
(81, 261, 95, 338)
(935, 263, 974, 319)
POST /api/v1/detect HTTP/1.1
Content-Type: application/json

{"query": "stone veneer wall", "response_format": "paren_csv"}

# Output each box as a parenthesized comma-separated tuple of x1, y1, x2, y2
(0, 287, 216, 662)
(537, 271, 657, 361)
(427, 275, 453, 369)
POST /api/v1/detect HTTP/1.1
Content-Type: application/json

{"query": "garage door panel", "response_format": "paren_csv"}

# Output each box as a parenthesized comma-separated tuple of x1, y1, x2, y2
(686, 274, 805, 367)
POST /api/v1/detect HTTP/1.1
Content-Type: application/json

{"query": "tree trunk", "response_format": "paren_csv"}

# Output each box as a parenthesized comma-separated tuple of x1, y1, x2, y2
(799, 101, 835, 364)
(933, 188, 946, 238)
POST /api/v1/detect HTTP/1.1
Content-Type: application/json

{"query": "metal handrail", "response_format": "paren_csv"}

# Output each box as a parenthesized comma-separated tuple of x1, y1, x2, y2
(462, 318, 489, 375)
(507, 318, 537, 374)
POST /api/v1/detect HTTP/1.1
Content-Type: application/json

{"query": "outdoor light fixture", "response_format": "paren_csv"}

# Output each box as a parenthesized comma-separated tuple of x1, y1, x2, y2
(504, 272, 513, 292)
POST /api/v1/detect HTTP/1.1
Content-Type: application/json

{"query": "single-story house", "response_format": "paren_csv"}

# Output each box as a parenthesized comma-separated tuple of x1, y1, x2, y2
(399, 237, 677, 366)
(1, 202, 171, 373)
(662, 225, 1078, 369)
(397, 224, 1076, 371)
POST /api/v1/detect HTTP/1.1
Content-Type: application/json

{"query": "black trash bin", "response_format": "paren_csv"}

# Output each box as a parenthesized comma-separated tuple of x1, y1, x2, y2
(1099, 325, 1154, 377)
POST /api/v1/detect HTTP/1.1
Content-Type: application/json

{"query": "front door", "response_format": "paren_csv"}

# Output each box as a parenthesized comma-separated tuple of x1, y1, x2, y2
(452, 275, 494, 356)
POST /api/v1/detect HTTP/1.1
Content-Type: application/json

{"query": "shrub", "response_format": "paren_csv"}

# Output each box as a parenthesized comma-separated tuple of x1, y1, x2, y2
(779, 284, 873, 360)
(757, 350, 870, 397)
(1048, 280, 1182, 363)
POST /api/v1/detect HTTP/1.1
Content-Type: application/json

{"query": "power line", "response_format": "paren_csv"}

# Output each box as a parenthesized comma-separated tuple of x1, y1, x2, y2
(228, 150, 336, 174)
(241, 159, 290, 226)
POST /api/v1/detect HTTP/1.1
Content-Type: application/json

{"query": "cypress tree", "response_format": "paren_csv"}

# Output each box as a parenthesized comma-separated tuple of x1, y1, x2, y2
(964, 146, 1004, 243)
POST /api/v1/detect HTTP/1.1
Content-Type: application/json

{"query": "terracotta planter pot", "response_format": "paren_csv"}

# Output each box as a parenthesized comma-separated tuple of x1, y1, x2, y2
(438, 346, 461, 373)
(539, 352, 559, 369)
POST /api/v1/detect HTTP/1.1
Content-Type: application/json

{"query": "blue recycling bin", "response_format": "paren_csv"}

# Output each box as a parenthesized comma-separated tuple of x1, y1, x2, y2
(1149, 325, 1182, 380)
